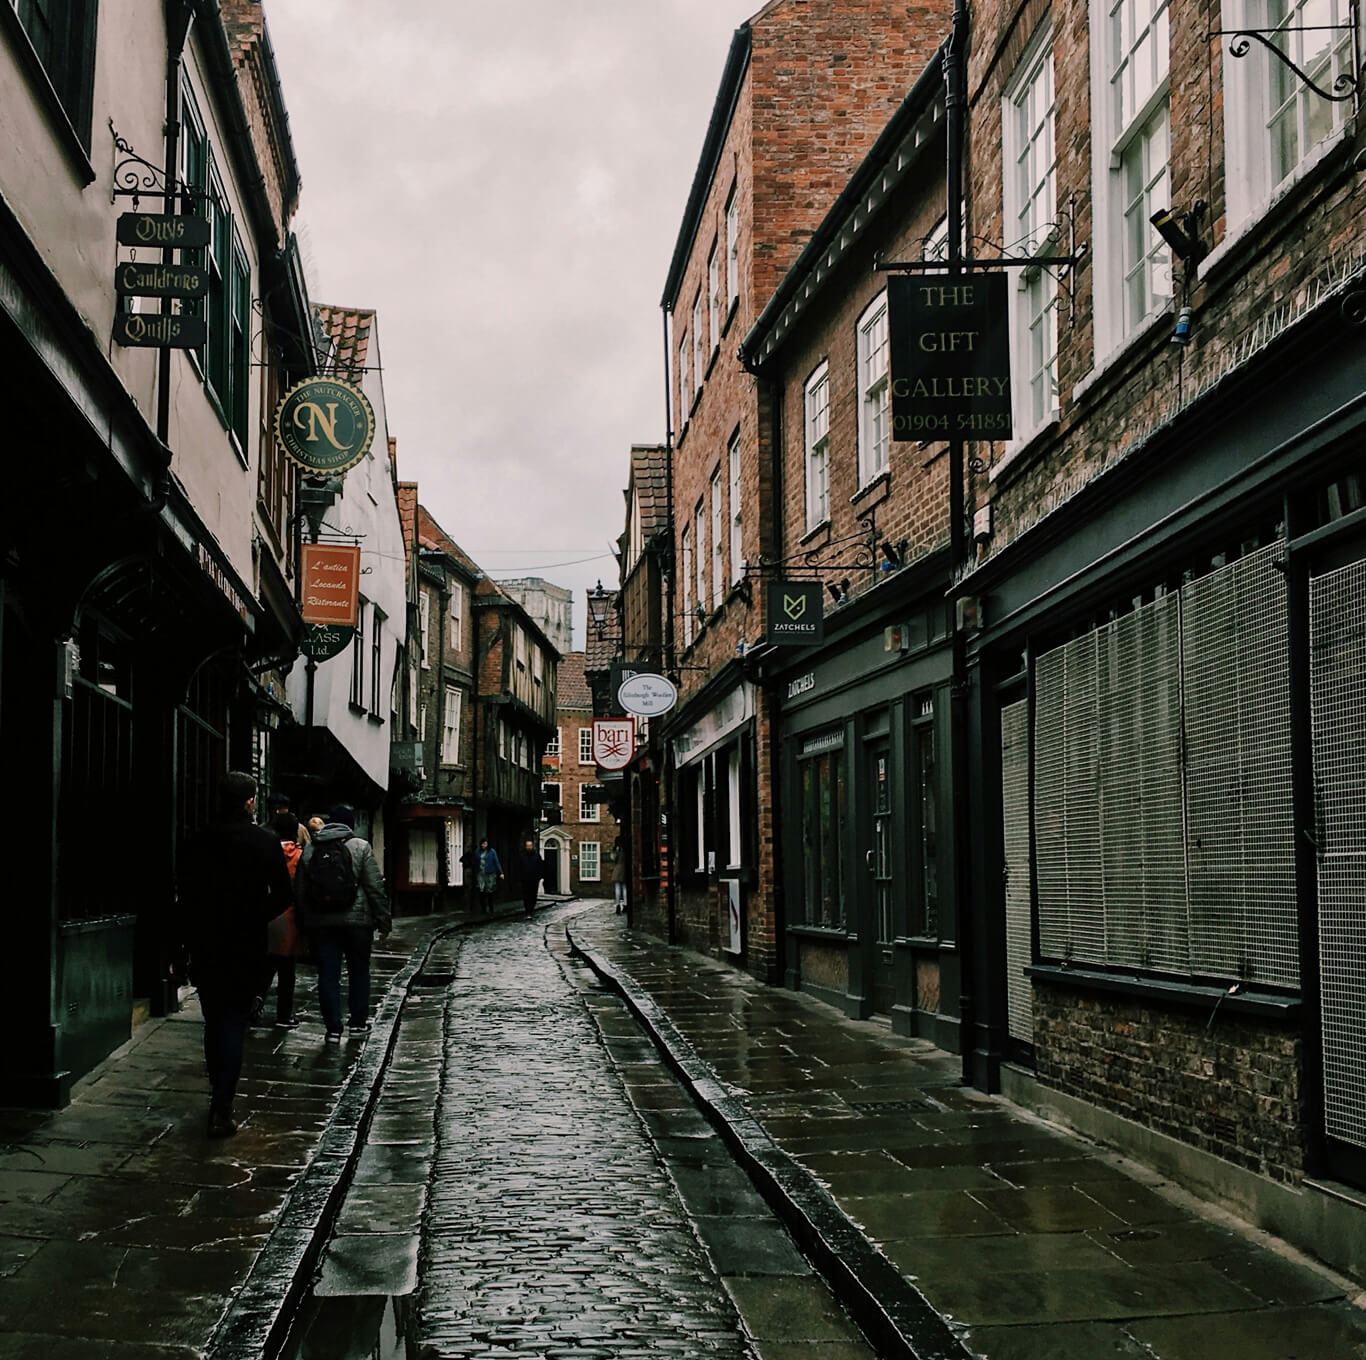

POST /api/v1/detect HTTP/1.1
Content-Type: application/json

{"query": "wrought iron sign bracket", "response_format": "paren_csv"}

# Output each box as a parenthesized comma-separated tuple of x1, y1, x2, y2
(875, 195, 1089, 327)
(1209, 24, 1360, 104)
(747, 503, 911, 582)
(109, 120, 200, 209)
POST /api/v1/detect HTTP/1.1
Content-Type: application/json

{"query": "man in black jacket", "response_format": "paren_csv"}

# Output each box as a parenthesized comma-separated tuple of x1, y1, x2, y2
(516, 838, 545, 917)
(180, 771, 293, 1137)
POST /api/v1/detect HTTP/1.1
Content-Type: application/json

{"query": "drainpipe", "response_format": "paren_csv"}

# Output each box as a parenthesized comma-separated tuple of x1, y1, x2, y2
(661, 307, 678, 944)
(944, 0, 977, 1084)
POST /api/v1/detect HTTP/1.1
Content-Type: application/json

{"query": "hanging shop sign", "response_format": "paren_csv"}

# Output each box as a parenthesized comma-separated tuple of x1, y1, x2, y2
(113, 310, 206, 349)
(617, 672, 678, 718)
(591, 717, 636, 771)
(116, 211, 211, 248)
(115, 260, 209, 300)
(301, 623, 354, 661)
(766, 580, 824, 646)
(887, 274, 1012, 442)
(275, 376, 376, 476)
(300, 543, 362, 626)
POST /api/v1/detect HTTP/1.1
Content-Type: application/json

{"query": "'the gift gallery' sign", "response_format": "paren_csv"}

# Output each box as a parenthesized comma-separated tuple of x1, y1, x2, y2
(887, 274, 1012, 442)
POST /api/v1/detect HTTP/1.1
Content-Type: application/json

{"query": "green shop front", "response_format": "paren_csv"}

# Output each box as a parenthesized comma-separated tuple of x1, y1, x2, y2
(770, 557, 964, 1050)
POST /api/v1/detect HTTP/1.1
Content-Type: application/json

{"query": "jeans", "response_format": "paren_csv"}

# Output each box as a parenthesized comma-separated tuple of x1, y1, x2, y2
(199, 991, 250, 1116)
(313, 924, 372, 1032)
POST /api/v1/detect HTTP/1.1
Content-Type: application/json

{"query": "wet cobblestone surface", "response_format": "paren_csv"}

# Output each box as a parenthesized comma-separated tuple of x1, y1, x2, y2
(417, 904, 757, 1359)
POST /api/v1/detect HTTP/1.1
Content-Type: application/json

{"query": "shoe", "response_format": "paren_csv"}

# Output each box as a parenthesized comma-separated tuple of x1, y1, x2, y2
(324, 1030, 342, 1044)
(348, 1019, 371, 1035)
(207, 1111, 237, 1138)
(275, 1016, 300, 1029)
(249, 996, 266, 1024)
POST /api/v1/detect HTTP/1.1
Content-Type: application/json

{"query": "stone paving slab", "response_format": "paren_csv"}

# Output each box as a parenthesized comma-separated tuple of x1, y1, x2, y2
(567, 902, 1366, 1360)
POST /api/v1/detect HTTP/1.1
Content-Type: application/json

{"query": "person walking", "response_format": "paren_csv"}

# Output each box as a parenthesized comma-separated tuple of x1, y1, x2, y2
(612, 843, 628, 914)
(297, 804, 390, 1043)
(251, 812, 307, 1029)
(475, 838, 503, 913)
(179, 771, 294, 1137)
(517, 838, 545, 917)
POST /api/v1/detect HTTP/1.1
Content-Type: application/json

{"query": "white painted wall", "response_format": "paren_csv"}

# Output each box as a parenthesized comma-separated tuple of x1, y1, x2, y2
(285, 315, 406, 805)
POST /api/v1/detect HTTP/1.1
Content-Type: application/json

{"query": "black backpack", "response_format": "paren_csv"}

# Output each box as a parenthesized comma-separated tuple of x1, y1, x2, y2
(309, 836, 356, 911)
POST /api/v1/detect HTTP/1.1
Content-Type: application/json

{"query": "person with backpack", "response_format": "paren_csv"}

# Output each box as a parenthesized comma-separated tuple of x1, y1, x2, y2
(296, 803, 390, 1043)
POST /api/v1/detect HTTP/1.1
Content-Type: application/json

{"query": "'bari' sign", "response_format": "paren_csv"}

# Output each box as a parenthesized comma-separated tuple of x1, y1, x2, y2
(275, 376, 376, 476)
(887, 274, 1012, 442)
(591, 718, 636, 771)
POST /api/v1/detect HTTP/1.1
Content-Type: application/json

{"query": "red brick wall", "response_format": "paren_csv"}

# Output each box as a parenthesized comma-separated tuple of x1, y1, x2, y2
(548, 709, 621, 896)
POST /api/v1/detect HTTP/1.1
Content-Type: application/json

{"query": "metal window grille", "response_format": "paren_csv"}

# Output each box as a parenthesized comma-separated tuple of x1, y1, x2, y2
(1001, 699, 1033, 1043)
(1311, 558, 1366, 1147)
(1184, 542, 1297, 986)
(1034, 540, 1294, 984)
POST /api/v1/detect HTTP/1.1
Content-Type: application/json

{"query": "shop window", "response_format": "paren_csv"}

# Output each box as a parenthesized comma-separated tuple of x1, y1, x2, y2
(446, 819, 465, 886)
(911, 700, 939, 937)
(408, 827, 438, 886)
(1034, 540, 1296, 986)
(799, 738, 846, 928)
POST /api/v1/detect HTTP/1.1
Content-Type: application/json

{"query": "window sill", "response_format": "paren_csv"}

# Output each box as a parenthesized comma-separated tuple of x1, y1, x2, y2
(1209, 126, 1354, 284)
(366, 712, 385, 726)
(786, 922, 852, 941)
(851, 471, 891, 509)
(800, 520, 832, 548)
(689, 387, 704, 419)
(1073, 305, 1176, 411)
(706, 345, 720, 380)
(721, 296, 740, 338)
(990, 417, 1060, 489)
(1027, 962, 1300, 1020)
(348, 701, 367, 716)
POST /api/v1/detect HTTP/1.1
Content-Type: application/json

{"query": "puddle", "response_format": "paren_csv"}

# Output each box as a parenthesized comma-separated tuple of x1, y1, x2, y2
(279, 1292, 416, 1360)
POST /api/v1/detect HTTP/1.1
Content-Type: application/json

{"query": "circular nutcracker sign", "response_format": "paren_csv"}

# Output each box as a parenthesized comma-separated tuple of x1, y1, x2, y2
(275, 376, 376, 476)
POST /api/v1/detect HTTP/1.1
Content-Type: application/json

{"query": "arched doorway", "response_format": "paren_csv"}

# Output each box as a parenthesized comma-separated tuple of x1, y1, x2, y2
(540, 828, 571, 894)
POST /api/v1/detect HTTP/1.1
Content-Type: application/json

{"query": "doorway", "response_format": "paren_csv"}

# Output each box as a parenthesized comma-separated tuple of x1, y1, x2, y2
(867, 738, 894, 1015)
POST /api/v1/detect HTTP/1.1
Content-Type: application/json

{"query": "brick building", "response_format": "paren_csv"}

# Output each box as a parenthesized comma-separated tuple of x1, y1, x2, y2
(738, 55, 960, 1045)
(541, 651, 621, 897)
(386, 495, 481, 912)
(659, 0, 953, 978)
(950, 0, 1366, 1270)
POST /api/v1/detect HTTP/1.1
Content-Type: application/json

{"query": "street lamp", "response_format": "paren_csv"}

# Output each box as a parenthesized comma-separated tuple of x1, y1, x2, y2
(586, 580, 613, 639)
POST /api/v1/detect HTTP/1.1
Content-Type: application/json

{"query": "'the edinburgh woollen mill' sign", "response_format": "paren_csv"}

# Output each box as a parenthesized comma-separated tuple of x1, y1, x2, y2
(887, 274, 1012, 442)
(301, 544, 362, 626)
(275, 376, 377, 477)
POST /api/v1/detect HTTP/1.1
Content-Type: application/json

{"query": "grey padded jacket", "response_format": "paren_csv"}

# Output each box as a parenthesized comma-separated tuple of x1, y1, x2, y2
(297, 823, 391, 934)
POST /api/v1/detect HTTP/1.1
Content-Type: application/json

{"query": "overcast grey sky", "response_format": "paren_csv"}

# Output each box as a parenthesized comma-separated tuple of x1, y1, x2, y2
(266, 1, 761, 647)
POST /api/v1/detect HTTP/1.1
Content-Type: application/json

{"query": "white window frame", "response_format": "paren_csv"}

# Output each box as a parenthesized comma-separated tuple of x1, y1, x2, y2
(419, 590, 431, 669)
(692, 293, 704, 389)
(728, 431, 743, 585)
(708, 241, 721, 354)
(725, 186, 739, 310)
(710, 467, 724, 610)
(1090, 0, 1172, 355)
(694, 500, 707, 626)
(679, 332, 691, 419)
(804, 361, 831, 530)
(578, 726, 594, 766)
(680, 525, 693, 646)
(498, 718, 507, 759)
(856, 293, 890, 487)
(1004, 28, 1060, 441)
(546, 726, 561, 759)
(449, 581, 463, 649)
(1220, 0, 1356, 230)
(579, 840, 601, 881)
(579, 784, 601, 823)
(446, 818, 464, 886)
(408, 827, 438, 885)
(441, 688, 462, 766)
(514, 625, 527, 671)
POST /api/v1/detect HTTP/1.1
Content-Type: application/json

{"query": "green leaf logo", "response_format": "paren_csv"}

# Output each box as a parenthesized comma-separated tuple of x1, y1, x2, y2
(783, 592, 807, 621)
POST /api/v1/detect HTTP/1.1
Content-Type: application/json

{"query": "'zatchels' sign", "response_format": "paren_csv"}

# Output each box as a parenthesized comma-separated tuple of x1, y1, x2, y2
(275, 376, 376, 476)
(766, 580, 824, 646)
(887, 274, 1012, 442)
